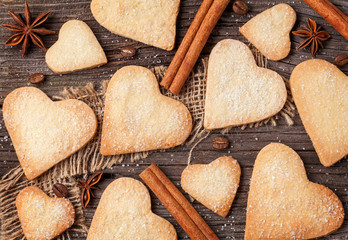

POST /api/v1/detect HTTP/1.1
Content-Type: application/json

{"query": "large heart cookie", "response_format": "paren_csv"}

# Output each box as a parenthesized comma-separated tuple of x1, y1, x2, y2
(245, 143, 344, 239)
(204, 39, 287, 130)
(91, 0, 180, 50)
(16, 186, 75, 240)
(239, 4, 296, 61)
(46, 20, 107, 74)
(101, 66, 192, 155)
(3, 87, 97, 180)
(290, 59, 348, 166)
(181, 156, 241, 217)
(87, 177, 177, 240)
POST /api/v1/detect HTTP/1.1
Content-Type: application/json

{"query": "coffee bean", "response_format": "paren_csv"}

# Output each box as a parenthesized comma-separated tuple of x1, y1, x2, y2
(334, 53, 348, 67)
(29, 73, 45, 84)
(233, 0, 249, 15)
(53, 183, 69, 198)
(212, 136, 229, 150)
(121, 46, 136, 57)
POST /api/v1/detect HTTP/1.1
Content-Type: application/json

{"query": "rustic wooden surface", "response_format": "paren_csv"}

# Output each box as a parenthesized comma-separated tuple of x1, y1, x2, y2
(0, 0, 347, 239)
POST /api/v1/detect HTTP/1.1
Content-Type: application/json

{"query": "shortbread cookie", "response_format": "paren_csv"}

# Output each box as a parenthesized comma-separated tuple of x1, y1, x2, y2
(204, 39, 287, 130)
(101, 66, 192, 155)
(16, 186, 75, 240)
(181, 156, 241, 217)
(3, 87, 97, 180)
(90, 0, 180, 51)
(87, 177, 177, 240)
(290, 59, 348, 167)
(239, 4, 296, 61)
(245, 143, 344, 240)
(46, 20, 107, 73)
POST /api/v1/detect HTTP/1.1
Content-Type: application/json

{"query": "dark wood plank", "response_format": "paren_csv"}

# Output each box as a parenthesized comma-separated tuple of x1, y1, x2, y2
(0, 0, 347, 239)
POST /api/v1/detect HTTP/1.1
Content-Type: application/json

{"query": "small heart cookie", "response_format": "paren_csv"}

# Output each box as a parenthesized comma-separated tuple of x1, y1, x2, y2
(16, 186, 75, 240)
(204, 39, 287, 130)
(91, 0, 180, 50)
(3, 87, 97, 180)
(239, 4, 296, 61)
(245, 143, 344, 239)
(290, 59, 348, 166)
(101, 66, 192, 155)
(46, 20, 107, 73)
(181, 156, 241, 217)
(87, 177, 177, 240)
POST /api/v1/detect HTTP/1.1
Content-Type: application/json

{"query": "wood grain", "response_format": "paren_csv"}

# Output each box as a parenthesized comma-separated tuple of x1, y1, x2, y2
(0, 0, 347, 239)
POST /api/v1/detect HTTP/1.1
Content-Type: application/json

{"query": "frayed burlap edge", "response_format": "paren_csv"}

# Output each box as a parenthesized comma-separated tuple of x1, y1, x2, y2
(0, 46, 296, 239)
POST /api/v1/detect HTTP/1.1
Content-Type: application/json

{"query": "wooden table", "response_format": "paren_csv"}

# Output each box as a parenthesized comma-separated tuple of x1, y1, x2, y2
(0, 0, 347, 239)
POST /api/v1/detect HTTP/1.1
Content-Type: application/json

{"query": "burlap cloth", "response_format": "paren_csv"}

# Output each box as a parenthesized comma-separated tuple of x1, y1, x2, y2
(0, 47, 296, 239)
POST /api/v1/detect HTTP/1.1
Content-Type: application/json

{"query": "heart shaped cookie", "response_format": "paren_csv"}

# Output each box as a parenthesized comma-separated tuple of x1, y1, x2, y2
(239, 4, 296, 61)
(87, 177, 177, 240)
(290, 59, 348, 167)
(204, 39, 287, 130)
(16, 186, 75, 240)
(181, 156, 241, 217)
(3, 87, 97, 180)
(245, 143, 344, 239)
(46, 20, 107, 74)
(101, 66, 192, 155)
(91, 0, 180, 50)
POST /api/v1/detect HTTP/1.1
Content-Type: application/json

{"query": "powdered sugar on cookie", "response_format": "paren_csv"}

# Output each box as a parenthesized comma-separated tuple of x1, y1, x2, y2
(290, 59, 348, 166)
(101, 66, 192, 155)
(239, 4, 296, 61)
(87, 177, 177, 240)
(91, 0, 180, 50)
(3, 87, 97, 180)
(46, 20, 107, 74)
(204, 39, 286, 129)
(16, 186, 75, 240)
(181, 156, 241, 217)
(245, 143, 344, 239)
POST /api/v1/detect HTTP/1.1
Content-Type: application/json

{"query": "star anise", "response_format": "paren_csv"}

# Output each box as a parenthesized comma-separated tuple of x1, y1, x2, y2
(77, 171, 103, 208)
(292, 18, 330, 57)
(1, 0, 55, 57)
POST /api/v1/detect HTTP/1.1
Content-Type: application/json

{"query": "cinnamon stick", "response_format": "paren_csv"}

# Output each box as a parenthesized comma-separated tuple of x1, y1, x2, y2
(302, 0, 348, 40)
(160, 0, 214, 89)
(169, 0, 231, 95)
(140, 163, 219, 240)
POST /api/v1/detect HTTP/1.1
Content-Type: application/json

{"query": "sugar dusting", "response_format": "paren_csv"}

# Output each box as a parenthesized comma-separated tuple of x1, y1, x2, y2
(87, 178, 176, 240)
(290, 59, 348, 165)
(46, 20, 107, 73)
(239, 3, 296, 60)
(3, 87, 97, 179)
(101, 66, 192, 154)
(205, 39, 286, 129)
(17, 186, 75, 240)
(245, 143, 344, 239)
(182, 156, 241, 216)
(91, 0, 180, 50)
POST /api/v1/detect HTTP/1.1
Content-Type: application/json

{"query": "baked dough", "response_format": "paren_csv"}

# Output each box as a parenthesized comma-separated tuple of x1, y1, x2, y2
(290, 59, 348, 166)
(245, 143, 344, 239)
(87, 177, 177, 240)
(3, 87, 97, 180)
(101, 66, 192, 155)
(16, 186, 75, 240)
(46, 20, 107, 74)
(239, 4, 296, 61)
(181, 156, 241, 217)
(91, 0, 180, 50)
(204, 39, 286, 130)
